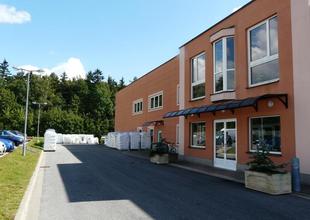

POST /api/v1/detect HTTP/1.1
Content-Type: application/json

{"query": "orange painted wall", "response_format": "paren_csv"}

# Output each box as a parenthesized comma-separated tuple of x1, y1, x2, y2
(181, 0, 295, 165)
(115, 56, 179, 144)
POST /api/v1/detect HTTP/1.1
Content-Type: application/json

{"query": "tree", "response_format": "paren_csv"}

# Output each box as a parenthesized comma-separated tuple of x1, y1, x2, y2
(118, 77, 126, 90)
(0, 59, 10, 79)
(0, 59, 121, 137)
(87, 69, 104, 84)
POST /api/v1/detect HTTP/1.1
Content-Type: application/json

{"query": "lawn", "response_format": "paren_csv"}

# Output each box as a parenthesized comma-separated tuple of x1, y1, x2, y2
(0, 138, 43, 220)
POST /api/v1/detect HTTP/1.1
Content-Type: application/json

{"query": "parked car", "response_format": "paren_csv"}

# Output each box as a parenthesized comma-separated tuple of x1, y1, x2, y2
(0, 138, 15, 152)
(10, 130, 25, 138)
(0, 130, 24, 146)
(0, 140, 5, 155)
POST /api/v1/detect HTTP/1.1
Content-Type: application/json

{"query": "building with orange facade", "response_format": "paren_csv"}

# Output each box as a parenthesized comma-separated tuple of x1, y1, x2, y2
(115, 0, 310, 184)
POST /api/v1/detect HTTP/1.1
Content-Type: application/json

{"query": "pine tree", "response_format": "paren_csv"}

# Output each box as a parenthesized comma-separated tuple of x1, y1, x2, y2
(0, 59, 10, 78)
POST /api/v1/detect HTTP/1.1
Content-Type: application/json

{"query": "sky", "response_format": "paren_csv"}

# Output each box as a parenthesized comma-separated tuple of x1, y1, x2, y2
(0, 0, 250, 82)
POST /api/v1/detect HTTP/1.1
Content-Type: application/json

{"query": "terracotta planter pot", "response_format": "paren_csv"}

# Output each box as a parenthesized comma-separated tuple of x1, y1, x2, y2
(150, 153, 169, 164)
(245, 170, 292, 195)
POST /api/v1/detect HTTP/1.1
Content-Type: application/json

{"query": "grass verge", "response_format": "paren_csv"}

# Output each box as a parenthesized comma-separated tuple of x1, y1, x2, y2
(0, 138, 43, 220)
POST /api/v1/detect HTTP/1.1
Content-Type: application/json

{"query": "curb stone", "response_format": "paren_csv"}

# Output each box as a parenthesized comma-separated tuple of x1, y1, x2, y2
(14, 151, 44, 220)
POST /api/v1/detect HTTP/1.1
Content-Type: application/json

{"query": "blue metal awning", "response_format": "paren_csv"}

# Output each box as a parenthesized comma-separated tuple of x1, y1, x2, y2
(163, 93, 288, 119)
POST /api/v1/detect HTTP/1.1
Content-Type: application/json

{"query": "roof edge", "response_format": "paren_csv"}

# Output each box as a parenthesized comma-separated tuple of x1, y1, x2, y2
(179, 0, 255, 48)
(117, 55, 179, 93)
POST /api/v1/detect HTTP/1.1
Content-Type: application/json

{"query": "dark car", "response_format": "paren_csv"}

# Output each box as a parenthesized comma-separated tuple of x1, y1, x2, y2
(0, 130, 24, 146)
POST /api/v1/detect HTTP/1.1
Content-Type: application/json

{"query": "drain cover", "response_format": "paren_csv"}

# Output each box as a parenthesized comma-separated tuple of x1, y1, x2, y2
(40, 166, 50, 169)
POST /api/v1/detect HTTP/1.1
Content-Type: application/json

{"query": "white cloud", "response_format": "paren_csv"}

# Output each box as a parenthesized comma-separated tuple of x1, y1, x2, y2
(232, 6, 241, 13)
(18, 57, 86, 80)
(0, 4, 31, 24)
(50, 58, 86, 79)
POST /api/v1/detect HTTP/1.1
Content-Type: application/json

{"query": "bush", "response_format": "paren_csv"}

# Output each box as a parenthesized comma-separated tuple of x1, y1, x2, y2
(247, 145, 287, 174)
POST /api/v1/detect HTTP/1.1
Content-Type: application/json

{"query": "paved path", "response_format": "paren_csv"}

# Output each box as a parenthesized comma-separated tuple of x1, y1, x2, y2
(34, 145, 310, 220)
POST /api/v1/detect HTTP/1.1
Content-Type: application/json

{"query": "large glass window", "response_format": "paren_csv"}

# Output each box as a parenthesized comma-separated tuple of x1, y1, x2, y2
(213, 37, 235, 93)
(191, 122, 206, 148)
(148, 91, 163, 111)
(248, 16, 279, 86)
(191, 53, 205, 100)
(250, 116, 281, 153)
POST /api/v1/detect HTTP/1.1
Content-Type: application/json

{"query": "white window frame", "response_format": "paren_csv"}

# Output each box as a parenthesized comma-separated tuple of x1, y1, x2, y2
(176, 84, 180, 106)
(148, 91, 163, 112)
(190, 121, 206, 149)
(213, 36, 235, 93)
(247, 16, 279, 87)
(132, 98, 143, 115)
(248, 115, 281, 155)
(191, 52, 206, 100)
(157, 130, 162, 142)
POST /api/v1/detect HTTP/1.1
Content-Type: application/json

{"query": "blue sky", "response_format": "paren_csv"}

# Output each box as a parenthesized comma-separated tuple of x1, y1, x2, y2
(0, 0, 250, 82)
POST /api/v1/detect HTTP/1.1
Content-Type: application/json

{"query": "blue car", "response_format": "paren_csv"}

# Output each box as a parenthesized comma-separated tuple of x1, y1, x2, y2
(10, 130, 25, 139)
(0, 130, 24, 146)
(0, 138, 15, 152)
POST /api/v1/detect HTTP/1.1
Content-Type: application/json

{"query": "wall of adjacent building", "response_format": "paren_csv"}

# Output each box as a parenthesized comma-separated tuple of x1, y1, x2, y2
(291, 0, 310, 179)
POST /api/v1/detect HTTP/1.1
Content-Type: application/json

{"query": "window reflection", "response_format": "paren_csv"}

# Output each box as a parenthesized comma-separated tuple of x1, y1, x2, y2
(251, 59, 278, 85)
(250, 23, 267, 61)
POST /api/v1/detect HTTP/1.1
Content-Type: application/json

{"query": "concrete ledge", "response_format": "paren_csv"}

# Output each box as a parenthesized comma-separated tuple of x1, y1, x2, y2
(301, 173, 310, 185)
(183, 155, 213, 167)
(15, 151, 44, 220)
(170, 163, 244, 184)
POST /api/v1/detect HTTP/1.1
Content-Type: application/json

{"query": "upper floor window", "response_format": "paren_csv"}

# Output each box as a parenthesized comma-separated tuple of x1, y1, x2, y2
(191, 53, 205, 100)
(132, 99, 143, 115)
(248, 16, 279, 86)
(213, 37, 235, 93)
(148, 91, 163, 111)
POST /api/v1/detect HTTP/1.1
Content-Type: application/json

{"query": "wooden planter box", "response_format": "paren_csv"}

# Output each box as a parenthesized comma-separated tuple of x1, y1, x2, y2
(169, 153, 178, 163)
(150, 153, 169, 164)
(245, 170, 292, 195)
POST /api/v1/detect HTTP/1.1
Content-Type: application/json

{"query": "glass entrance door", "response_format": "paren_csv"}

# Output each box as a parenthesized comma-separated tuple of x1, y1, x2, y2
(214, 119, 237, 171)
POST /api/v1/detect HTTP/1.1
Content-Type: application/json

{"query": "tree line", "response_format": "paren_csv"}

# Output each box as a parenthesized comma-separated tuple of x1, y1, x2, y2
(0, 59, 127, 139)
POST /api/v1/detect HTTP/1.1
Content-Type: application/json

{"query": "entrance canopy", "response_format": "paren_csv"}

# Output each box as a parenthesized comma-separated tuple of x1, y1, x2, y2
(142, 120, 164, 127)
(163, 93, 288, 119)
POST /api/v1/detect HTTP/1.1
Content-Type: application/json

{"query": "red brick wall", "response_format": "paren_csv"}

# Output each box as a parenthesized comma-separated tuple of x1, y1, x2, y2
(115, 56, 179, 144)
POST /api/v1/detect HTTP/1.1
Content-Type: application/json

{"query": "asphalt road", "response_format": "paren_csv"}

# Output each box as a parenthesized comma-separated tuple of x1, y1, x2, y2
(37, 145, 310, 220)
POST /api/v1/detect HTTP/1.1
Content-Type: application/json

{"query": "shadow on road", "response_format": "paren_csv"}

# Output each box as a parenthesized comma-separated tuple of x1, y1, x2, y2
(57, 145, 310, 220)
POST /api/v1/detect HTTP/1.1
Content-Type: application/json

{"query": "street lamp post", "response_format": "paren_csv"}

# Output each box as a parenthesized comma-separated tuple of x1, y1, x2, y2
(13, 67, 44, 156)
(32, 102, 47, 140)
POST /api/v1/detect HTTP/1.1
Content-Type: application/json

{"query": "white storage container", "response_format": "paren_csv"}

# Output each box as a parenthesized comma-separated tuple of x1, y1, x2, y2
(56, 133, 63, 144)
(44, 129, 57, 151)
(140, 132, 151, 149)
(129, 132, 140, 150)
(115, 132, 130, 150)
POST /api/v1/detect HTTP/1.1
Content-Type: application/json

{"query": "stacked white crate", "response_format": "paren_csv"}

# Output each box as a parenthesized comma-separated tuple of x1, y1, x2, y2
(115, 132, 130, 150)
(63, 135, 73, 144)
(93, 137, 99, 144)
(129, 132, 140, 150)
(140, 132, 151, 149)
(105, 132, 117, 148)
(56, 133, 63, 144)
(43, 129, 57, 151)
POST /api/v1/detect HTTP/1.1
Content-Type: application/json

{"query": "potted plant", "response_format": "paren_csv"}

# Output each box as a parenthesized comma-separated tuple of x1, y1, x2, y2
(245, 145, 291, 195)
(149, 140, 169, 164)
(168, 143, 178, 163)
